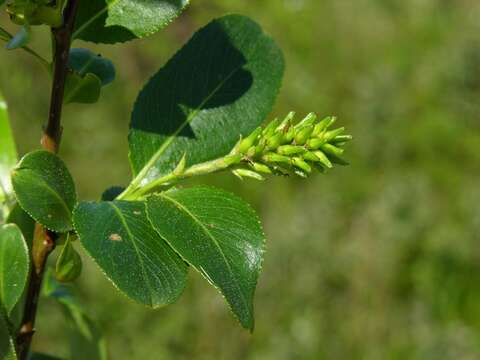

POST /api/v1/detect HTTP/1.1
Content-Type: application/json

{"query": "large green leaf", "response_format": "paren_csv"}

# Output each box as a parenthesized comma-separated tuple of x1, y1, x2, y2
(0, 93, 17, 206)
(0, 224, 29, 315)
(11, 151, 77, 232)
(42, 271, 107, 360)
(73, 200, 188, 307)
(0, 312, 16, 360)
(128, 14, 284, 188)
(73, 0, 190, 44)
(146, 186, 265, 330)
(64, 73, 102, 104)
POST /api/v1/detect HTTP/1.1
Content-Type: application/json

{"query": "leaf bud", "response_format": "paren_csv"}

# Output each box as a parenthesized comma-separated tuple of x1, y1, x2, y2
(56, 237, 82, 283)
(173, 153, 187, 176)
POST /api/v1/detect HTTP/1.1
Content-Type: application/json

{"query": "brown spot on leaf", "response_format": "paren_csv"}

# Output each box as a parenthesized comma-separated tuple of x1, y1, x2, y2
(109, 233, 122, 242)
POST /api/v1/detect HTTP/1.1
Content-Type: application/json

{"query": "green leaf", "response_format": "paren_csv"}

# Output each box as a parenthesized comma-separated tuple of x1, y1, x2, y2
(0, 312, 16, 360)
(0, 224, 29, 315)
(73, 0, 190, 44)
(64, 72, 102, 104)
(0, 93, 17, 207)
(55, 235, 82, 283)
(73, 200, 188, 307)
(11, 150, 77, 232)
(146, 186, 265, 330)
(42, 271, 107, 360)
(128, 14, 284, 189)
(68, 48, 115, 86)
(5, 204, 35, 249)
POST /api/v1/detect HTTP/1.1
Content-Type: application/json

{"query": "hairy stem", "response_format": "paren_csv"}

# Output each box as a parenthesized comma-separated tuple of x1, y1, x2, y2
(16, 0, 80, 358)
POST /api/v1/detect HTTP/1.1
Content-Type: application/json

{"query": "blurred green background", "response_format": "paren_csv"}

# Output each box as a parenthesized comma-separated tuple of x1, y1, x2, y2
(2, 0, 480, 359)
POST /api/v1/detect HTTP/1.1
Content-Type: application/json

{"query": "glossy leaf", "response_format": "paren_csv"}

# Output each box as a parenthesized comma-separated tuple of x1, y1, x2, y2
(73, 0, 190, 44)
(0, 93, 17, 206)
(73, 200, 188, 307)
(64, 72, 102, 104)
(11, 151, 77, 232)
(43, 271, 107, 360)
(0, 312, 16, 360)
(0, 224, 29, 315)
(129, 14, 284, 187)
(146, 186, 265, 330)
(68, 49, 115, 86)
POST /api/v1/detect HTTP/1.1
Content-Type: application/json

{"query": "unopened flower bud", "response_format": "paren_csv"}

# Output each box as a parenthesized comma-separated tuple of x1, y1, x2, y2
(295, 112, 317, 129)
(277, 111, 295, 131)
(292, 157, 312, 173)
(332, 134, 353, 143)
(321, 143, 344, 157)
(224, 154, 242, 166)
(312, 116, 336, 136)
(239, 127, 262, 153)
(324, 127, 345, 142)
(262, 118, 280, 138)
(262, 152, 290, 163)
(250, 162, 272, 174)
(266, 133, 283, 150)
(294, 126, 314, 145)
(314, 151, 333, 168)
(232, 169, 265, 181)
(277, 145, 305, 155)
(306, 138, 325, 150)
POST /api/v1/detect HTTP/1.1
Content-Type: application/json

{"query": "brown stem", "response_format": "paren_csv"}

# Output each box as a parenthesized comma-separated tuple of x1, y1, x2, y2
(16, 0, 80, 358)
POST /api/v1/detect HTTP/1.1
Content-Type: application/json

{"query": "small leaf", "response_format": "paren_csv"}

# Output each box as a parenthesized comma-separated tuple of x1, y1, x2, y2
(64, 72, 102, 104)
(5, 25, 29, 50)
(11, 150, 77, 232)
(128, 15, 284, 189)
(0, 92, 17, 206)
(146, 186, 265, 330)
(0, 312, 16, 360)
(68, 49, 115, 86)
(56, 235, 82, 283)
(42, 271, 107, 360)
(0, 224, 29, 315)
(73, 200, 188, 307)
(73, 0, 190, 44)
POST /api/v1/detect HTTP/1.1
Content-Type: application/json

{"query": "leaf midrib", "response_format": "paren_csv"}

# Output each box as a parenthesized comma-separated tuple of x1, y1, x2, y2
(108, 203, 155, 306)
(158, 193, 250, 319)
(131, 64, 244, 188)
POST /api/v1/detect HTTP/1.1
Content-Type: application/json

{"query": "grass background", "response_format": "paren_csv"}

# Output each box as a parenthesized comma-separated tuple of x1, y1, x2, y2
(2, 0, 480, 358)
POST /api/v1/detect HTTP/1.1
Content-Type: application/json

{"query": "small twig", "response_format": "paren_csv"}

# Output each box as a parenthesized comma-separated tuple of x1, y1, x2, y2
(16, 0, 80, 358)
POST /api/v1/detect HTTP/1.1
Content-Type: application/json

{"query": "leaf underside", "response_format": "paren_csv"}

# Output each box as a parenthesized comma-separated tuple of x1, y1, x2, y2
(147, 186, 265, 330)
(73, 200, 188, 307)
(128, 14, 285, 186)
